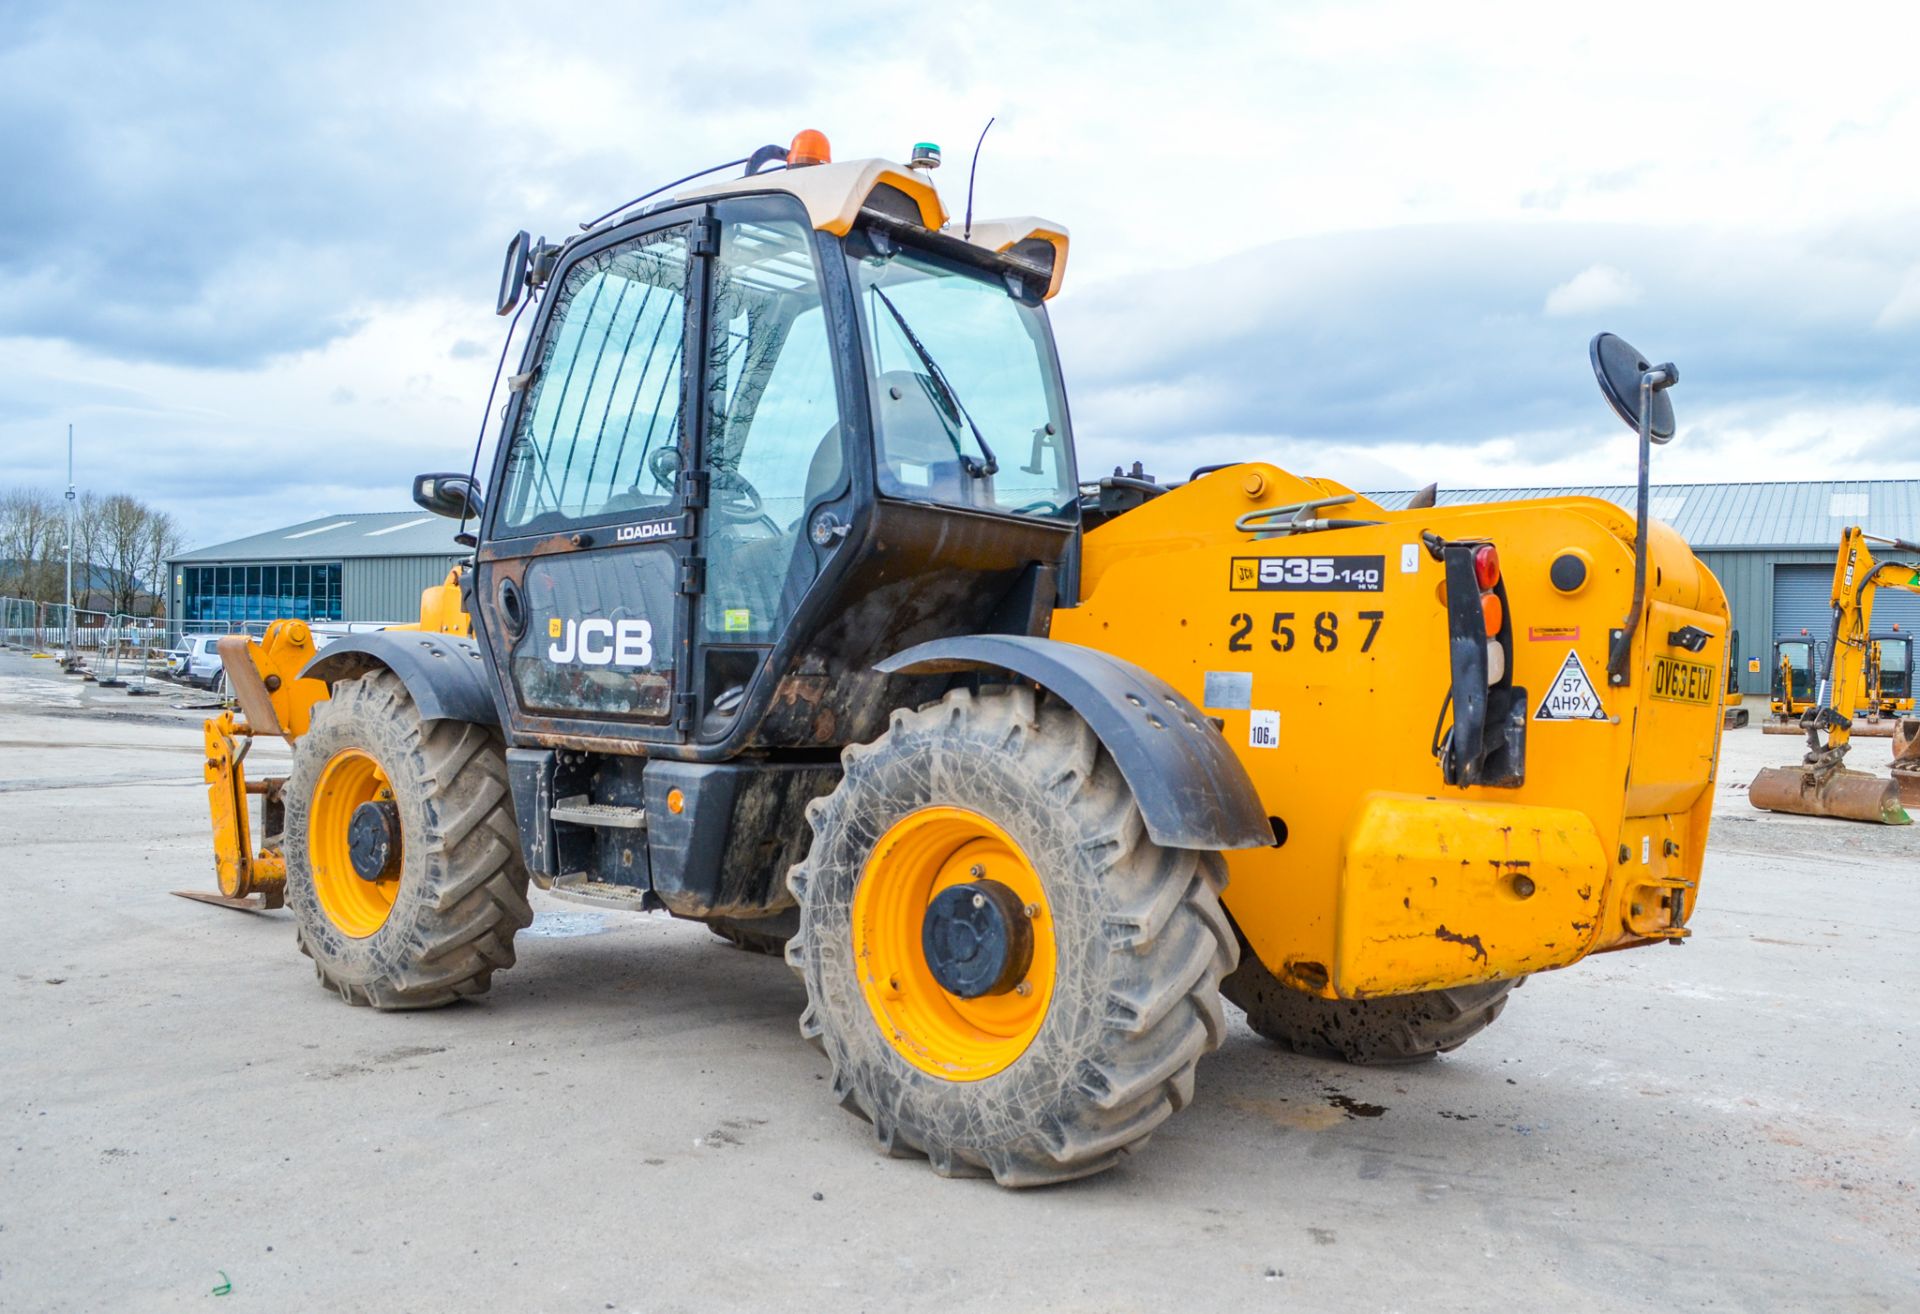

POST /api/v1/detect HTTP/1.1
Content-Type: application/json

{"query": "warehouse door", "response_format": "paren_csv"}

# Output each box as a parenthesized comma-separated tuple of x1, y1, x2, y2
(1772, 562, 1920, 689)
(1771, 566, 1835, 653)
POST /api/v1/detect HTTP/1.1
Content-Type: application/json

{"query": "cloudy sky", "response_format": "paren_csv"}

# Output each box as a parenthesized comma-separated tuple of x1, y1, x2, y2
(5, 0, 1917, 549)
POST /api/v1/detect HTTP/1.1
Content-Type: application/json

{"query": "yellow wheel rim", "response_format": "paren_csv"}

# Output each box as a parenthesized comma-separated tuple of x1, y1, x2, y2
(309, 747, 400, 938)
(852, 806, 1057, 1081)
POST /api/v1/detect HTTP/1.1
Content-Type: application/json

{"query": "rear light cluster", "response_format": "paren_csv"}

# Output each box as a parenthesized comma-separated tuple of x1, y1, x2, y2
(1474, 544, 1507, 684)
(1432, 534, 1527, 789)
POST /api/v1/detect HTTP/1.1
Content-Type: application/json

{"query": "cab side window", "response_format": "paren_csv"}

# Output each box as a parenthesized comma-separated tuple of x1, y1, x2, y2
(497, 229, 691, 533)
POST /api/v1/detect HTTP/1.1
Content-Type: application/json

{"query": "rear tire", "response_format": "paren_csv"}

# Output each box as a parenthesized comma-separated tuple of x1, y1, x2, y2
(787, 686, 1236, 1187)
(1222, 943, 1515, 1064)
(285, 670, 532, 1009)
(708, 911, 796, 956)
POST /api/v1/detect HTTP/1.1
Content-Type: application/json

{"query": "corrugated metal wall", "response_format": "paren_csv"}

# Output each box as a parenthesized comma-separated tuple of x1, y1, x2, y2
(1773, 563, 1920, 640)
(341, 556, 467, 623)
(1696, 549, 1836, 689)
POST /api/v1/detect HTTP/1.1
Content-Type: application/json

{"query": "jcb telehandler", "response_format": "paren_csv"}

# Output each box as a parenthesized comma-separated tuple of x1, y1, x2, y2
(196, 131, 1727, 1185)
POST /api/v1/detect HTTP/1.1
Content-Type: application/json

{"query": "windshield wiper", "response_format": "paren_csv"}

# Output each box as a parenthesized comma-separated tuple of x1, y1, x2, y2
(870, 286, 998, 478)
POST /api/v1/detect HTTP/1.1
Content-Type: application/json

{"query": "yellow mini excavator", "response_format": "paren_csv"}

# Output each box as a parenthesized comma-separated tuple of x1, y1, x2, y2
(1750, 527, 1920, 822)
(184, 130, 1729, 1186)
(1862, 631, 1914, 724)
(1722, 628, 1748, 729)
(1763, 634, 1820, 731)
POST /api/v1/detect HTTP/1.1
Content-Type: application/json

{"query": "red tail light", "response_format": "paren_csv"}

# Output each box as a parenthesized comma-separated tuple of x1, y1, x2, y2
(1473, 544, 1501, 590)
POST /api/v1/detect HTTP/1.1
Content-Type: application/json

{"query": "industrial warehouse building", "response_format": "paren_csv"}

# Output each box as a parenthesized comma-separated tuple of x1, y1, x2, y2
(168, 481, 1920, 666)
(1372, 479, 1920, 681)
(166, 512, 467, 627)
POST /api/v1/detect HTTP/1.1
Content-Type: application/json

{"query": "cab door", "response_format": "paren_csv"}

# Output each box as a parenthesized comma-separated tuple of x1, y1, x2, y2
(474, 214, 704, 747)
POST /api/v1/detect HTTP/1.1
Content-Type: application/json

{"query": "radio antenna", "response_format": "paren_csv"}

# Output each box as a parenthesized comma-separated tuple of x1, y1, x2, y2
(963, 116, 995, 240)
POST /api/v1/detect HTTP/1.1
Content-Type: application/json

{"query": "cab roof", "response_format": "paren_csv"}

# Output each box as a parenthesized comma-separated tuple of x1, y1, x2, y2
(669, 156, 1070, 300)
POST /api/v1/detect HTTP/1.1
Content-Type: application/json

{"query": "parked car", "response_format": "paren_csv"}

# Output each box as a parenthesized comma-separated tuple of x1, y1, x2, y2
(167, 635, 226, 689)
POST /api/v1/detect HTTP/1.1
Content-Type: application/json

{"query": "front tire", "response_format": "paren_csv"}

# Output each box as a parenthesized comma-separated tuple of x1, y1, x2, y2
(285, 670, 531, 1009)
(787, 686, 1236, 1187)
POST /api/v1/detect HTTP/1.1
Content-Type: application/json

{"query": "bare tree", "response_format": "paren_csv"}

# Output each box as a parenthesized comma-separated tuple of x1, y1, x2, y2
(100, 494, 150, 616)
(142, 509, 185, 616)
(1, 486, 184, 612)
(0, 487, 61, 601)
(73, 491, 104, 610)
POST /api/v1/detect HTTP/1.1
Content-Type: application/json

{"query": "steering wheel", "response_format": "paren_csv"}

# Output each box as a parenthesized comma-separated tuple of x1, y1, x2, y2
(709, 466, 765, 521)
(647, 447, 765, 521)
(647, 446, 682, 493)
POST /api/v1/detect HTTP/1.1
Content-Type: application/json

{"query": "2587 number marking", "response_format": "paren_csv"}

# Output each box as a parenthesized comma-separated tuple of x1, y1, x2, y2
(1227, 610, 1384, 654)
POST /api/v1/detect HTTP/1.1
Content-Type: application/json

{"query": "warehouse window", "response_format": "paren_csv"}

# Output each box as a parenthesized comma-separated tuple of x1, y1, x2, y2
(180, 563, 342, 624)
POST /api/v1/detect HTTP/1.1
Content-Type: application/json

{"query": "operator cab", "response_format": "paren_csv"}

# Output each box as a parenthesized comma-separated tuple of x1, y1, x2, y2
(433, 133, 1080, 761)
(1868, 632, 1912, 705)
(1772, 636, 1819, 707)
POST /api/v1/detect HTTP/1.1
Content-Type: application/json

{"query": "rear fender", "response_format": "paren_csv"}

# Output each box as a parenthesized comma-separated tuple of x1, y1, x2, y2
(877, 635, 1272, 852)
(302, 632, 500, 726)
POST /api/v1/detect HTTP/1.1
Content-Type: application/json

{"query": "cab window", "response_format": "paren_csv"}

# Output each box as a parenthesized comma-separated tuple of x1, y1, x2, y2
(700, 217, 844, 640)
(849, 235, 1074, 519)
(497, 228, 690, 533)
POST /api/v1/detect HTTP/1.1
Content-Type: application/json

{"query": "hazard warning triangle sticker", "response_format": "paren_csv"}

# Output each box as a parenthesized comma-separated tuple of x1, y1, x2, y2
(1534, 650, 1609, 721)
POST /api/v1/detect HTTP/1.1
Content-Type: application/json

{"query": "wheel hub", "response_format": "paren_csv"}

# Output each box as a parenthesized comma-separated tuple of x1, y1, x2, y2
(309, 747, 401, 938)
(921, 880, 1033, 999)
(346, 799, 400, 882)
(851, 807, 1057, 1081)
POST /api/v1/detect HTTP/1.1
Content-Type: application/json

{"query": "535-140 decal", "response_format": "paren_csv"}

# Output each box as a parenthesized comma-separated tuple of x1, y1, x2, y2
(1230, 555, 1385, 592)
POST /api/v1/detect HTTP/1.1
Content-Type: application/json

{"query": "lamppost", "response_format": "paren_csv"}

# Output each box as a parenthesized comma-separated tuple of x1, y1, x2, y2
(64, 423, 75, 656)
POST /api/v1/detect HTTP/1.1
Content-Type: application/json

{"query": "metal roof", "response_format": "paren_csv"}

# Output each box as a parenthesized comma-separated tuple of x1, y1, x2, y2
(1364, 480, 1920, 550)
(171, 512, 468, 563)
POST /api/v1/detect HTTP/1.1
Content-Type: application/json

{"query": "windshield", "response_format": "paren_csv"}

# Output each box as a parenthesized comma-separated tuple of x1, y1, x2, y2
(850, 237, 1074, 519)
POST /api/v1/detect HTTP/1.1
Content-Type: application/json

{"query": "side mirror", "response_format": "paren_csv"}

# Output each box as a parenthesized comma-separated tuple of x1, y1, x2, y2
(413, 472, 485, 522)
(497, 230, 531, 317)
(1590, 332, 1677, 442)
(1591, 331, 1680, 689)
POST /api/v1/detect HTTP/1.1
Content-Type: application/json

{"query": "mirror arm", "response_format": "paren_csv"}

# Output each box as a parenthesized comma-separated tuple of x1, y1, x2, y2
(1606, 364, 1678, 687)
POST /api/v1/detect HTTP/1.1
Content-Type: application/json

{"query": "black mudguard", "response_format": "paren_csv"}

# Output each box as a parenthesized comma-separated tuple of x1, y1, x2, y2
(302, 632, 500, 726)
(877, 635, 1272, 852)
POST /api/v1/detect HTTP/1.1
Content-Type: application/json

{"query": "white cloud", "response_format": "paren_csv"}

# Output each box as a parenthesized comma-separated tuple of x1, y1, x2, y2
(6, 0, 1920, 538)
(1874, 266, 1920, 329)
(1543, 265, 1642, 317)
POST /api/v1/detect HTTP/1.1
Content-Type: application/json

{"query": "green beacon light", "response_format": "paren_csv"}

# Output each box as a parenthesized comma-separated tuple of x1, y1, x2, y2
(909, 142, 941, 170)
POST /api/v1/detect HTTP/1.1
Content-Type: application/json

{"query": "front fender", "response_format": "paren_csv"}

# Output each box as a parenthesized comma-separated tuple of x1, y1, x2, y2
(877, 635, 1272, 852)
(302, 632, 499, 726)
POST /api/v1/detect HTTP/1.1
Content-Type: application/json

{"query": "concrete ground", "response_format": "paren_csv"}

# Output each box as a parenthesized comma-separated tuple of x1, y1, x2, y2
(1, 650, 1915, 1313)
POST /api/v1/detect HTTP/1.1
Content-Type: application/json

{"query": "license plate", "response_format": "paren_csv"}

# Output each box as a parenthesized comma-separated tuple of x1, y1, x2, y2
(1650, 655, 1715, 705)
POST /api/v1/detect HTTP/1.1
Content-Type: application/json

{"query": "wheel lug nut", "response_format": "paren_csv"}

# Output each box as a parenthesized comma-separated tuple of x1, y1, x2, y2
(969, 864, 985, 878)
(1022, 903, 1039, 918)
(1014, 981, 1032, 997)
(970, 893, 985, 909)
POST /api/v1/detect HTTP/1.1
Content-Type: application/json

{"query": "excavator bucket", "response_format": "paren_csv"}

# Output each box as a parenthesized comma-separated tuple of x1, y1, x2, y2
(1893, 718, 1920, 807)
(1763, 719, 1895, 738)
(1748, 764, 1911, 824)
